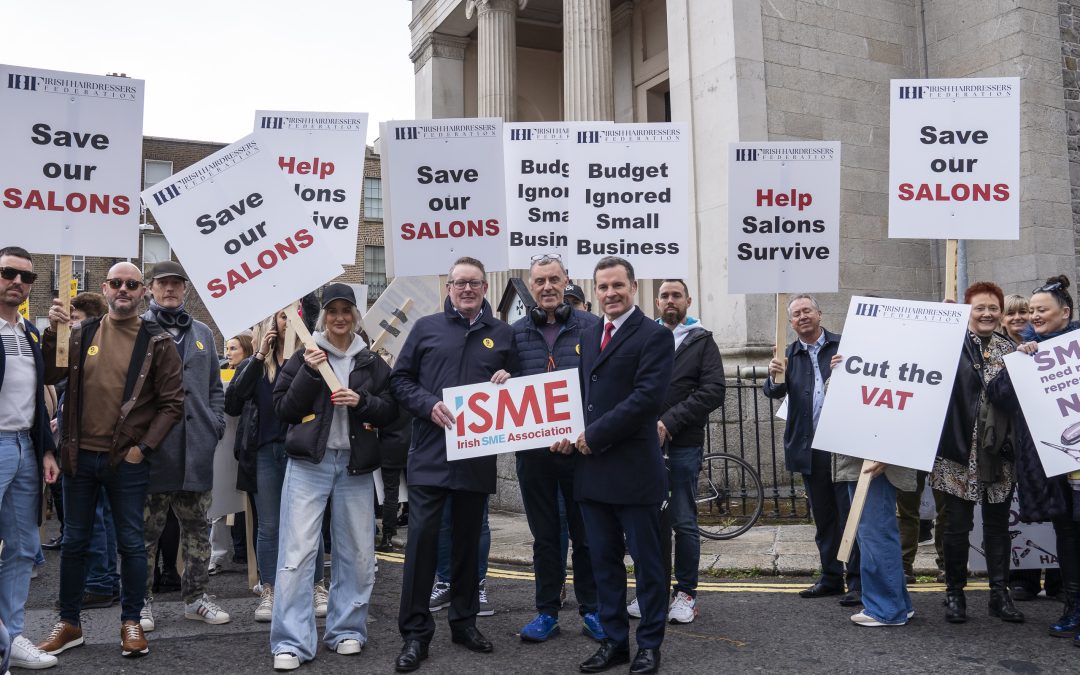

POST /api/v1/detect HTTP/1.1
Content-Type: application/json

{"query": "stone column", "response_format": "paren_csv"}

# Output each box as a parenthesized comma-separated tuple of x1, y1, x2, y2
(410, 32, 471, 119)
(563, 0, 614, 121)
(466, 0, 526, 121)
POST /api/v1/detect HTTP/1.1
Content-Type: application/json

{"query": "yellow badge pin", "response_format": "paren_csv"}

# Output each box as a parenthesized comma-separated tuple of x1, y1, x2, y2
(483, 338, 494, 349)
(301, 413, 316, 424)
(87, 345, 99, 356)
(196, 341, 205, 350)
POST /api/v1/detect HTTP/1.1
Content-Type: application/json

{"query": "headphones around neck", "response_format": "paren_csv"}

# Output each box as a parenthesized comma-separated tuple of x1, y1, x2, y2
(156, 309, 192, 329)
(530, 301, 572, 327)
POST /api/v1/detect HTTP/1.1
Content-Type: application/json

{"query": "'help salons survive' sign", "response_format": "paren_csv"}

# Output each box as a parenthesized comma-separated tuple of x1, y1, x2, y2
(444, 369, 585, 461)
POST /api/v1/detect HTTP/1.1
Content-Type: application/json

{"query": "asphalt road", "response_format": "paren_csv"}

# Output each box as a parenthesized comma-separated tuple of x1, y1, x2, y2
(22, 542, 1080, 674)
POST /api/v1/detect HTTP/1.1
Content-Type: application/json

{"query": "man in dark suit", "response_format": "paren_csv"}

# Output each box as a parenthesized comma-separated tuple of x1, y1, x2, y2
(552, 256, 672, 675)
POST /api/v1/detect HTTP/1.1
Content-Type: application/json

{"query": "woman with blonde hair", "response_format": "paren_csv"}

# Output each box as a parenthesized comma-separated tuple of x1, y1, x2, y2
(1001, 294, 1030, 345)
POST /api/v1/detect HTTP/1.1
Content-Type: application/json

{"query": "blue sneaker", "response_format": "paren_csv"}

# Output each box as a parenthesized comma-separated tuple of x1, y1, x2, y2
(520, 613, 560, 642)
(582, 612, 606, 642)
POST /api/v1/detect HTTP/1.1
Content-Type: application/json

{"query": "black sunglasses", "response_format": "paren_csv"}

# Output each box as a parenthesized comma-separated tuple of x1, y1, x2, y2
(106, 278, 143, 291)
(0, 267, 37, 284)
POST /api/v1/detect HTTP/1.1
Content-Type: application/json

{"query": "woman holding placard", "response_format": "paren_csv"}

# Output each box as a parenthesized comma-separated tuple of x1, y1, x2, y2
(989, 275, 1080, 641)
(931, 282, 1022, 624)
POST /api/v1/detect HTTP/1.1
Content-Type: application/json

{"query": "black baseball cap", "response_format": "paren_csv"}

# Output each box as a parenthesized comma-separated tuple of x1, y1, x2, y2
(321, 283, 356, 308)
(149, 260, 188, 281)
(564, 283, 586, 303)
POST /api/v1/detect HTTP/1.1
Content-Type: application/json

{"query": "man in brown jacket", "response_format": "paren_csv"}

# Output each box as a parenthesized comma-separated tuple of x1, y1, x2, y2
(37, 261, 184, 660)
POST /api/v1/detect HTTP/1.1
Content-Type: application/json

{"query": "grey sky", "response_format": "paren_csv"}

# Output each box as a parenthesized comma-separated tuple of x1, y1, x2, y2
(0, 0, 416, 145)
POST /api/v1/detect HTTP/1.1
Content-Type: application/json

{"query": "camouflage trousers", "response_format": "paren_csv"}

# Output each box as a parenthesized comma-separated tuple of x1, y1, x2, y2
(144, 490, 212, 604)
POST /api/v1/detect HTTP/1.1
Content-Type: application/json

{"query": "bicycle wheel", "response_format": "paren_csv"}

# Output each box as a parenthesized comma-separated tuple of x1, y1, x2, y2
(695, 452, 764, 540)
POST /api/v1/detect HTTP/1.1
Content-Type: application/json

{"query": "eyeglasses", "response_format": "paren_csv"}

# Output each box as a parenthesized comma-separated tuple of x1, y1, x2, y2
(1034, 282, 1063, 294)
(0, 267, 37, 284)
(530, 253, 563, 262)
(448, 279, 485, 290)
(106, 278, 144, 291)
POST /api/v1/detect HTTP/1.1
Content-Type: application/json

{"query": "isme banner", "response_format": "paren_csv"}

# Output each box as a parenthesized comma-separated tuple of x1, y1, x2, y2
(443, 370, 585, 461)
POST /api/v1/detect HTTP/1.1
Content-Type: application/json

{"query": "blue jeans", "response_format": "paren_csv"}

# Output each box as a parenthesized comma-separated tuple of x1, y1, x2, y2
(254, 442, 322, 587)
(849, 476, 911, 624)
(0, 431, 40, 637)
(271, 449, 375, 663)
(436, 495, 490, 583)
(85, 487, 119, 595)
(59, 449, 148, 624)
(667, 445, 702, 595)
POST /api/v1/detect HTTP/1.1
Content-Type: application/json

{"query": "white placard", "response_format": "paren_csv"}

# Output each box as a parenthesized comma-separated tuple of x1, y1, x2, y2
(443, 370, 585, 460)
(727, 142, 840, 293)
(142, 134, 342, 340)
(969, 490, 1058, 571)
(385, 118, 507, 276)
(362, 276, 442, 359)
(888, 77, 1020, 240)
(253, 110, 368, 265)
(566, 123, 689, 279)
(0, 64, 144, 256)
(504, 123, 574, 267)
(812, 297, 971, 471)
(1002, 331, 1080, 478)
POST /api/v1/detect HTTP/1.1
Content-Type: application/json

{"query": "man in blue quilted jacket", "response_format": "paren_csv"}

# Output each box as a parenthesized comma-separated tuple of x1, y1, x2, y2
(510, 255, 602, 644)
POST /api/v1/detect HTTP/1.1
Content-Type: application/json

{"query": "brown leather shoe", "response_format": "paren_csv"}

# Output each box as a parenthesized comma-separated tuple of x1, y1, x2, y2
(120, 620, 149, 657)
(37, 621, 84, 655)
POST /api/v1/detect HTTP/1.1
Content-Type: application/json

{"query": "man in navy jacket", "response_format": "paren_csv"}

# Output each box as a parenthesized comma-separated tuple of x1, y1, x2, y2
(555, 256, 672, 675)
(390, 257, 517, 672)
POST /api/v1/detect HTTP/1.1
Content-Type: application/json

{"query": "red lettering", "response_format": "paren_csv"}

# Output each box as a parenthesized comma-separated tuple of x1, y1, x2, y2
(207, 278, 227, 298)
(544, 381, 570, 422)
(861, 386, 879, 405)
(895, 390, 914, 410)
(466, 392, 493, 434)
(496, 386, 542, 428)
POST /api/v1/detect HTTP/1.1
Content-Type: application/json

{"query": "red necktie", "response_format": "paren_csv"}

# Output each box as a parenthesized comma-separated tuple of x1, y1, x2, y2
(601, 322, 615, 352)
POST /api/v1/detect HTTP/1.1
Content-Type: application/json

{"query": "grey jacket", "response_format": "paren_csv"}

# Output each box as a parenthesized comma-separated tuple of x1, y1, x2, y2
(832, 453, 917, 492)
(142, 311, 226, 493)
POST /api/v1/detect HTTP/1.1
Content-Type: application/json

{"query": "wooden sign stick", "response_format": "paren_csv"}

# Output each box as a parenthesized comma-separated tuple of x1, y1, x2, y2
(283, 301, 343, 392)
(945, 239, 958, 302)
(838, 459, 874, 563)
(55, 255, 73, 367)
(370, 297, 414, 353)
(774, 293, 788, 384)
(245, 494, 258, 590)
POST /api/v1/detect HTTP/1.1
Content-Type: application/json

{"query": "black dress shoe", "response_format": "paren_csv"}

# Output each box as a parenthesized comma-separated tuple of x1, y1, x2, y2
(629, 647, 661, 674)
(42, 536, 63, 551)
(450, 626, 493, 653)
(579, 639, 630, 673)
(839, 590, 863, 607)
(395, 640, 429, 672)
(82, 591, 116, 609)
(798, 582, 843, 599)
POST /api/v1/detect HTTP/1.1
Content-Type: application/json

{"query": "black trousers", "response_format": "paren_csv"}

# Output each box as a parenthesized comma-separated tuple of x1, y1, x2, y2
(382, 467, 404, 538)
(516, 452, 597, 617)
(398, 485, 487, 643)
(1052, 484, 1080, 596)
(941, 492, 1011, 588)
(802, 449, 860, 591)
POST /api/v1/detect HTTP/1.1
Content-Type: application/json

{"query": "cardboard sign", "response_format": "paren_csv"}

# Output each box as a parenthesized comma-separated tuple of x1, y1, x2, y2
(888, 77, 1020, 240)
(142, 134, 342, 340)
(1003, 331, 1080, 478)
(504, 123, 573, 267)
(566, 123, 689, 279)
(362, 276, 442, 359)
(385, 118, 507, 276)
(253, 110, 368, 265)
(443, 369, 585, 460)
(727, 142, 840, 293)
(812, 297, 970, 471)
(0, 64, 144, 256)
(969, 490, 1058, 571)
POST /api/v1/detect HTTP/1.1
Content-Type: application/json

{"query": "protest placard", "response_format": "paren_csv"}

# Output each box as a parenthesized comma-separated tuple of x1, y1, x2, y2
(0, 65, 144, 257)
(504, 123, 574, 267)
(888, 77, 1020, 240)
(142, 134, 342, 341)
(812, 297, 970, 471)
(566, 123, 688, 279)
(362, 275, 442, 359)
(727, 142, 840, 294)
(385, 118, 507, 277)
(1002, 331, 1080, 478)
(969, 490, 1058, 571)
(444, 369, 585, 460)
(253, 110, 367, 265)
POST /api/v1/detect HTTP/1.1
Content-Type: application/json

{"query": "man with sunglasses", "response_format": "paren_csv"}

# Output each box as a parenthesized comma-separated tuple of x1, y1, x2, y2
(0, 246, 61, 670)
(39, 261, 184, 660)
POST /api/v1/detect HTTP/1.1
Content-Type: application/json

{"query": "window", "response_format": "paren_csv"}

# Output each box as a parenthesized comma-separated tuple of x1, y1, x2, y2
(363, 177, 383, 219)
(364, 246, 386, 302)
(143, 160, 173, 190)
(52, 255, 85, 292)
(141, 233, 171, 274)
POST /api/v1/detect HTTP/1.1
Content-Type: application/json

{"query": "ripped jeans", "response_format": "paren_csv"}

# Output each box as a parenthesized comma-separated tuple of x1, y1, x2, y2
(270, 448, 375, 663)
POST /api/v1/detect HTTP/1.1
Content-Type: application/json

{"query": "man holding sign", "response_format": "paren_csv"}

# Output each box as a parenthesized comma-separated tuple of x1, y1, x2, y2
(390, 257, 516, 672)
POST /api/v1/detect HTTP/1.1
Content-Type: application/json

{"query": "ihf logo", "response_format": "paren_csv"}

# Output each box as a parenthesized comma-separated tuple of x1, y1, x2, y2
(510, 129, 532, 141)
(7, 74, 37, 91)
(898, 86, 924, 100)
(577, 131, 600, 144)
(260, 116, 284, 130)
(152, 184, 181, 206)
(855, 303, 880, 317)
(395, 126, 419, 141)
(735, 149, 758, 162)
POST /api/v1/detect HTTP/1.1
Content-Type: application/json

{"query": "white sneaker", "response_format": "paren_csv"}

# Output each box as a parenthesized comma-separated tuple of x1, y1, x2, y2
(273, 652, 300, 671)
(478, 578, 494, 617)
(314, 582, 329, 618)
(667, 592, 697, 624)
(255, 584, 274, 623)
(429, 581, 451, 611)
(627, 597, 641, 619)
(850, 611, 906, 627)
(184, 594, 231, 625)
(335, 639, 362, 655)
(10, 634, 59, 669)
(208, 559, 224, 576)
(140, 596, 156, 633)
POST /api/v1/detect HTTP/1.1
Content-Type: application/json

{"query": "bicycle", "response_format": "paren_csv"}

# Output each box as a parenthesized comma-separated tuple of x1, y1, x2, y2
(695, 452, 764, 540)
